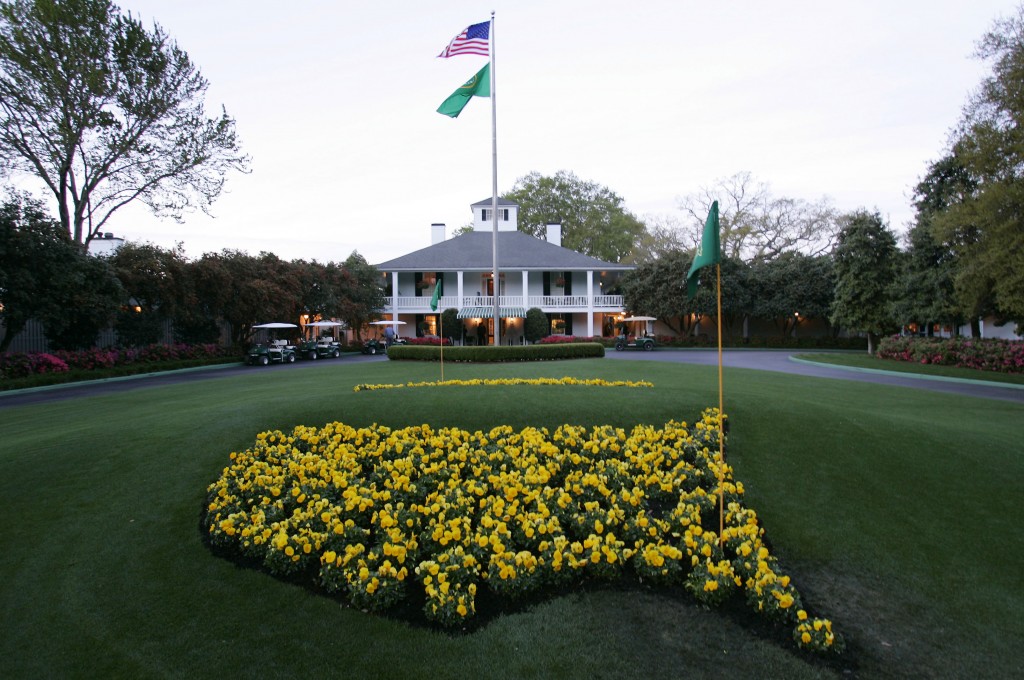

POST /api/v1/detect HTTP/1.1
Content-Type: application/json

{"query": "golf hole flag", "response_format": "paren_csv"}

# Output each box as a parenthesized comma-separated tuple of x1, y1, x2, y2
(686, 200, 721, 298)
(437, 63, 490, 118)
(430, 279, 443, 311)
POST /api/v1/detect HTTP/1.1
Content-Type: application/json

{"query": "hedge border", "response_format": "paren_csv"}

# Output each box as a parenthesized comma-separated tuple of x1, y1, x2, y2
(386, 343, 606, 362)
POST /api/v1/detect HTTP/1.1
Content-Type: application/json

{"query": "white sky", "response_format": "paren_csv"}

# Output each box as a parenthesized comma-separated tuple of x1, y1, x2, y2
(75, 0, 1019, 264)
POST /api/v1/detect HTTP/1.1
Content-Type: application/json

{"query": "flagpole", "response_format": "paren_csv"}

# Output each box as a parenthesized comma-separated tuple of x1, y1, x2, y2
(489, 10, 500, 347)
(439, 312, 445, 381)
(716, 263, 726, 546)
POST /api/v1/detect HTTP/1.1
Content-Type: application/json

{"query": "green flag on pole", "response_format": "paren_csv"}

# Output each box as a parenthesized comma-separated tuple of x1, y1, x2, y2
(437, 63, 490, 118)
(686, 200, 721, 298)
(430, 279, 443, 311)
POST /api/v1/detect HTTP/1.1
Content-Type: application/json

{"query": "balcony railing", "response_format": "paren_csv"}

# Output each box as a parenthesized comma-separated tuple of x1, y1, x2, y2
(389, 295, 623, 312)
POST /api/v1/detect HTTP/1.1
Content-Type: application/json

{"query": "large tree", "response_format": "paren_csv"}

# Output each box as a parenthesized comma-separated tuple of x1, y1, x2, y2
(749, 252, 834, 338)
(678, 172, 840, 263)
(336, 251, 385, 342)
(106, 241, 190, 346)
(928, 8, 1024, 327)
(0, 0, 249, 247)
(829, 210, 899, 354)
(503, 170, 646, 262)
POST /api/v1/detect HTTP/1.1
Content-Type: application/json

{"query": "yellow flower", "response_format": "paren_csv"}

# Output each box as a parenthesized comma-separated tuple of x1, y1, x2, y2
(801, 632, 812, 644)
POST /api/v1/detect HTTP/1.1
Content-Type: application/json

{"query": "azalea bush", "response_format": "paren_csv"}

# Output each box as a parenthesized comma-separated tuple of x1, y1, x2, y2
(877, 336, 1024, 373)
(203, 409, 843, 655)
(1, 343, 239, 385)
(0, 352, 69, 379)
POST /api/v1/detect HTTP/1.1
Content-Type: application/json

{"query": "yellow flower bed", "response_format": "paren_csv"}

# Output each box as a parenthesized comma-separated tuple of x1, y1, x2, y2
(203, 409, 842, 654)
(352, 376, 654, 392)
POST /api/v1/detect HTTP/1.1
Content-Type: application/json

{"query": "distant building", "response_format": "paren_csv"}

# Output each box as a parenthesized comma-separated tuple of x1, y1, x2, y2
(87, 232, 124, 257)
(374, 199, 632, 344)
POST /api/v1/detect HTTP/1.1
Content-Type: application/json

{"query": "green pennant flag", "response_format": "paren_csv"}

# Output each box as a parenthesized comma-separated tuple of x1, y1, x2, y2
(686, 200, 721, 298)
(429, 279, 443, 311)
(437, 63, 490, 118)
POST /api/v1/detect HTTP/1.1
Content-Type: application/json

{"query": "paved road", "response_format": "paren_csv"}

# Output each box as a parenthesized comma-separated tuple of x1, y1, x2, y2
(3, 349, 1022, 409)
(605, 349, 1024, 404)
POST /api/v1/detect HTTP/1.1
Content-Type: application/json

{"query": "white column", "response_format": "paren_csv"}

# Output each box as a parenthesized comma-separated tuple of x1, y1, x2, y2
(521, 270, 529, 308)
(586, 270, 594, 337)
(457, 271, 464, 308)
(391, 271, 399, 322)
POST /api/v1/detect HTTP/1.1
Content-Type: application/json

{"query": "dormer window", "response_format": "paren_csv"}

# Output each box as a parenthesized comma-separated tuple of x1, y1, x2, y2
(481, 208, 509, 221)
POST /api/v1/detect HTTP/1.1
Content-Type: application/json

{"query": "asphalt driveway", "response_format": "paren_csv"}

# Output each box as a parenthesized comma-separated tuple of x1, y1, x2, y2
(2, 349, 1022, 409)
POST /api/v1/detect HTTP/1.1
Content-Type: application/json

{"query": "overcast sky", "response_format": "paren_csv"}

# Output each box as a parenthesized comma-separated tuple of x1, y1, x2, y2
(85, 0, 1018, 265)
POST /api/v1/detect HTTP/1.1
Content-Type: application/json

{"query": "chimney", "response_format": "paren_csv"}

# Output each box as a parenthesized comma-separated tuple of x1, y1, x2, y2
(546, 223, 562, 247)
(431, 223, 446, 244)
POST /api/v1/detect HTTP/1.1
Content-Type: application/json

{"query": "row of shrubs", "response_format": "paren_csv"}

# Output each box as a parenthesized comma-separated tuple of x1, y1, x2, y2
(387, 343, 605, 362)
(537, 334, 867, 350)
(876, 336, 1024, 373)
(0, 343, 240, 382)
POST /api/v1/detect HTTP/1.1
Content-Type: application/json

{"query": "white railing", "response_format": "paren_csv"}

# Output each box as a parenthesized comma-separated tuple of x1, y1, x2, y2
(388, 295, 623, 312)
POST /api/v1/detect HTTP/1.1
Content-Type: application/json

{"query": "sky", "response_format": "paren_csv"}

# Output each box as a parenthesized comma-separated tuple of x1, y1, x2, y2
(59, 0, 1021, 265)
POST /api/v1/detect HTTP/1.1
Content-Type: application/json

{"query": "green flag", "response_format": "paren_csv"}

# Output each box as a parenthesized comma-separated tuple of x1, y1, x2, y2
(686, 200, 721, 298)
(430, 279, 443, 311)
(437, 63, 490, 118)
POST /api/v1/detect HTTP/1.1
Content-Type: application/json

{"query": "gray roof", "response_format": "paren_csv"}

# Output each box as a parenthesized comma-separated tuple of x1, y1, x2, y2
(375, 230, 632, 272)
(470, 197, 519, 208)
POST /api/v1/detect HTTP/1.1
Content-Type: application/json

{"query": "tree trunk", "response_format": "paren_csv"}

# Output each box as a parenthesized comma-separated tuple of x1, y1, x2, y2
(970, 317, 981, 338)
(867, 332, 875, 355)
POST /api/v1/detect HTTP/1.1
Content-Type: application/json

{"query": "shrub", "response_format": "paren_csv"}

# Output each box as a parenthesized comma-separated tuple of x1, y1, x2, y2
(877, 336, 1024, 373)
(387, 342, 605, 362)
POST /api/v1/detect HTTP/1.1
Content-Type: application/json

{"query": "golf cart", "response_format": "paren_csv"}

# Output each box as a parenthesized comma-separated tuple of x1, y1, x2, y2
(614, 316, 657, 351)
(363, 320, 407, 355)
(247, 323, 298, 366)
(297, 320, 343, 360)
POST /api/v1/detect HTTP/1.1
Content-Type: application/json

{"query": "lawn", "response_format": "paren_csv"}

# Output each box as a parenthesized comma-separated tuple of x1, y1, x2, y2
(0, 357, 1020, 679)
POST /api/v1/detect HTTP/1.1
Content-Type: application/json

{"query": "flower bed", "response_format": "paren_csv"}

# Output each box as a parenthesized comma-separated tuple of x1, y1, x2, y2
(352, 377, 653, 392)
(0, 343, 237, 380)
(203, 409, 843, 654)
(877, 336, 1024, 373)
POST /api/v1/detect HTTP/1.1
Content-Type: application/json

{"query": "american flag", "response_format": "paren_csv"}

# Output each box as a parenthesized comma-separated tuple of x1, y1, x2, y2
(438, 21, 490, 58)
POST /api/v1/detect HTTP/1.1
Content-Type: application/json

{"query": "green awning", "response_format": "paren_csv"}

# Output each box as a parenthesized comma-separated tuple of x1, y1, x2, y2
(457, 307, 526, 319)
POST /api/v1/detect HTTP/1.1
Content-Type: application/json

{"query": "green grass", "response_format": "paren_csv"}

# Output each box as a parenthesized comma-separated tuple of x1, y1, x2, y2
(1, 358, 1021, 679)
(795, 351, 1024, 385)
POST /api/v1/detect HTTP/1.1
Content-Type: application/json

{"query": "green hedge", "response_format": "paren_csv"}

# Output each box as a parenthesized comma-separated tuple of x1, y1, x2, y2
(386, 343, 606, 362)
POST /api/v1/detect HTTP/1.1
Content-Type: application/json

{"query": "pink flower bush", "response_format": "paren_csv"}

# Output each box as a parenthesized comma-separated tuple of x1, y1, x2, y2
(877, 336, 1024, 374)
(1, 343, 236, 380)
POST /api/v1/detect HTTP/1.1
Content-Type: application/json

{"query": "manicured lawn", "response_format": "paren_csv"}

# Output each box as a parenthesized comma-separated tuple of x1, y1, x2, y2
(0, 358, 1020, 678)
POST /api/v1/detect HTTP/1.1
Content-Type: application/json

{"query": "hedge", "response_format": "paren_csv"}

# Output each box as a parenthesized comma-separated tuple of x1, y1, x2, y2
(386, 343, 606, 362)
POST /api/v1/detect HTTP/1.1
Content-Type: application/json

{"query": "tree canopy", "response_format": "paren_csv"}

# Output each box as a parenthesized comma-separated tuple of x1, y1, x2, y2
(503, 170, 646, 263)
(926, 7, 1024, 326)
(678, 172, 840, 263)
(0, 0, 249, 246)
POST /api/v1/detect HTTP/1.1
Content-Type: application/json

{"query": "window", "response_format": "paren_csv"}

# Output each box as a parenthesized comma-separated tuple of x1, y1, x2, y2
(481, 208, 509, 221)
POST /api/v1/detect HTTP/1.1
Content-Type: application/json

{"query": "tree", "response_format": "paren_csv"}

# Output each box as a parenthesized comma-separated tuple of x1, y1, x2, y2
(749, 253, 834, 337)
(106, 241, 190, 346)
(620, 251, 710, 336)
(830, 210, 899, 354)
(0, 191, 80, 350)
(503, 170, 646, 262)
(927, 9, 1024, 327)
(895, 155, 977, 335)
(0, 0, 249, 247)
(678, 172, 840, 262)
(336, 251, 385, 342)
(40, 254, 122, 349)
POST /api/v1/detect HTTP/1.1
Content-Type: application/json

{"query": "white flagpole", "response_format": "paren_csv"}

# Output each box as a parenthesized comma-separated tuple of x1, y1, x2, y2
(490, 10, 500, 346)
